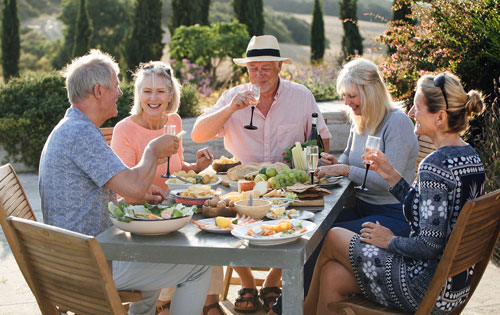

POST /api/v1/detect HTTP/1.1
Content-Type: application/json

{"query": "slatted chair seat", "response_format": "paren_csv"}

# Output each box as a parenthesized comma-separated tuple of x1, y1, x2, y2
(0, 163, 141, 312)
(415, 135, 435, 178)
(8, 216, 132, 314)
(328, 189, 500, 315)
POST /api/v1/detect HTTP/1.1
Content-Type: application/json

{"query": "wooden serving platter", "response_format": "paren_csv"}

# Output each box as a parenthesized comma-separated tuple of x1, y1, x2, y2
(291, 198, 324, 207)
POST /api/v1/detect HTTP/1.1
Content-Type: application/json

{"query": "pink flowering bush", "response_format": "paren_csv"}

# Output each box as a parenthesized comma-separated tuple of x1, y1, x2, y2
(170, 58, 213, 97)
(282, 63, 340, 101)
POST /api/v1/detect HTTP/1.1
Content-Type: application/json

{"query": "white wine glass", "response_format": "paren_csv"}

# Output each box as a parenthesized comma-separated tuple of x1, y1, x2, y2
(244, 84, 260, 130)
(306, 145, 319, 184)
(355, 135, 381, 191)
(161, 125, 176, 178)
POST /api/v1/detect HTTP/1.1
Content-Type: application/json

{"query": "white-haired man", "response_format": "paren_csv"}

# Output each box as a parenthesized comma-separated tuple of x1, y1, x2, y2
(39, 49, 211, 315)
(192, 35, 332, 313)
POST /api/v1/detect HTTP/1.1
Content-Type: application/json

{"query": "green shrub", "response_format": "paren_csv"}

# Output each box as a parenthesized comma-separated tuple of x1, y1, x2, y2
(0, 71, 133, 168)
(178, 83, 201, 118)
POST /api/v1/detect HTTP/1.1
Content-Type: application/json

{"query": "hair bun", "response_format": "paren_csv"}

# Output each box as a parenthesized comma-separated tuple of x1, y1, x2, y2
(465, 90, 484, 118)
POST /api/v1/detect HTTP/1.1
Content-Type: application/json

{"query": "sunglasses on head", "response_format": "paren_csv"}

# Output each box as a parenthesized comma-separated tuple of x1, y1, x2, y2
(140, 63, 171, 76)
(433, 73, 449, 110)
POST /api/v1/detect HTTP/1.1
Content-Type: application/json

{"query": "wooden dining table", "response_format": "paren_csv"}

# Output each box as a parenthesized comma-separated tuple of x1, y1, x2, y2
(96, 178, 353, 315)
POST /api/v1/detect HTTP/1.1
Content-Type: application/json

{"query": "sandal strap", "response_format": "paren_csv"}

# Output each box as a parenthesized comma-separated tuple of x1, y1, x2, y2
(203, 302, 225, 315)
(155, 301, 171, 314)
(260, 286, 282, 296)
(238, 288, 258, 296)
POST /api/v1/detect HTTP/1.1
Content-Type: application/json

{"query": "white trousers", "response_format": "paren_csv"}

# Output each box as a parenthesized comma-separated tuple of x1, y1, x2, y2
(113, 260, 212, 315)
(159, 265, 224, 300)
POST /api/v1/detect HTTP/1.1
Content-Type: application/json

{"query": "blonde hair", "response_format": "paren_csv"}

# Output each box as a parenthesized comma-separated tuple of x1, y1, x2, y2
(337, 58, 396, 134)
(417, 72, 484, 134)
(62, 49, 120, 104)
(130, 61, 181, 115)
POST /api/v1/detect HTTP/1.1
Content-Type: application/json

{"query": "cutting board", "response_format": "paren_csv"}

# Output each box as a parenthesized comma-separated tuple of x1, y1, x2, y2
(291, 198, 324, 207)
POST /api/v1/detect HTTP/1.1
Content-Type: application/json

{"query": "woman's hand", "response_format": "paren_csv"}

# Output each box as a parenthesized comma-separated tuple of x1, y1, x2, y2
(315, 164, 349, 178)
(359, 221, 395, 249)
(194, 147, 215, 172)
(320, 152, 338, 166)
(362, 149, 402, 187)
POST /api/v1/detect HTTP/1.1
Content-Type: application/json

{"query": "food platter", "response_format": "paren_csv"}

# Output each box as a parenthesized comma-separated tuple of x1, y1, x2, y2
(266, 209, 315, 220)
(170, 188, 219, 206)
(166, 177, 222, 191)
(231, 219, 317, 246)
(318, 176, 343, 188)
(192, 217, 236, 234)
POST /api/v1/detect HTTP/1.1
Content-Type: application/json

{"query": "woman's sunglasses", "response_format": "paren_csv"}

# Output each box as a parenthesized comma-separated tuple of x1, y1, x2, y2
(433, 73, 449, 110)
(140, 63, 171, 76)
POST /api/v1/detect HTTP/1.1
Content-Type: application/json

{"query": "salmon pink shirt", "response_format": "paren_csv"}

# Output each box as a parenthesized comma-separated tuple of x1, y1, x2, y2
(111, 114, 184, 192)
(201, 79, 331, 164)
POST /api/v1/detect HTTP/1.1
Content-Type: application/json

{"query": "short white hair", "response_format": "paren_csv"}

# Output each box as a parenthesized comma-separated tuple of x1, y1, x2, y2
(130, 61, 181, 115)
(62, 49, 120, 104)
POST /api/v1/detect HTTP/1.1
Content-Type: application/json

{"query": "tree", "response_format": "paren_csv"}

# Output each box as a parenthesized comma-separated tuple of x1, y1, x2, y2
(72, 0, 92, 58)
(53, 0, 131, 69)
(122, 0, 163, 79)
(169, 21, 249, 87)
(339, 0, 363, 59)
(168, 0, 211, 35)
(233, 0, 264, 37)
(310, 0, 325, 63)
(387, 0, 414, 54)
(2, 0, 20, 82)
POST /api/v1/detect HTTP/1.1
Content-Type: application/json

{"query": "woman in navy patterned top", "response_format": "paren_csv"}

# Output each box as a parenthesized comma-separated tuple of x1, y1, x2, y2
(303, 72, 485, 314)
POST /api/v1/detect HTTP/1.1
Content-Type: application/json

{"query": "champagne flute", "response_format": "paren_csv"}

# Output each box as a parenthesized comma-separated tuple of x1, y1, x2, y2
(306, 145, 319, 184)
(244, 84, 260, 130)
(355, 135, 381, 191)
(161, 125, 176, 178)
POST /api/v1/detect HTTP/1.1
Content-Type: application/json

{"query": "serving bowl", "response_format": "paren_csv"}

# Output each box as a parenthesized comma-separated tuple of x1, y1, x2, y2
(234, 199, 272, 220)
(109, 215, 192, 235)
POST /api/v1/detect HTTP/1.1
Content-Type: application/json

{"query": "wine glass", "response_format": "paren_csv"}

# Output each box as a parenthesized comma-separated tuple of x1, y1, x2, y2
(355, 135, 381, 191)
(244, 84, 260, 130)
(306, 145, 319, 184)
(161, 125, 176, 178)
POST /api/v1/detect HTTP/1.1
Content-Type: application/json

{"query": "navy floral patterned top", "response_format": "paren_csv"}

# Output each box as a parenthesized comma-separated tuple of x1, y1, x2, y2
(349, 145, 485, 313)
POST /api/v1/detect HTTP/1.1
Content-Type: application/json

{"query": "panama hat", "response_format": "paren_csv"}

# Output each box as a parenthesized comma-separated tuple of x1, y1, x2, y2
(233, 35, 292, 66)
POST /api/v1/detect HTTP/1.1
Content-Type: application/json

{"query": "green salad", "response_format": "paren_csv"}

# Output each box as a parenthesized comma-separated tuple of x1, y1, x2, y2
(108, 200, 197, 223)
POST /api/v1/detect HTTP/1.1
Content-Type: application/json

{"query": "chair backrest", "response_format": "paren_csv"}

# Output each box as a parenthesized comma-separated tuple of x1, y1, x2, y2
(417, 189, 500, 315)
(7, 216, 126, 315)
(100, 127, 114, 146)
(415, 135, 435, 178)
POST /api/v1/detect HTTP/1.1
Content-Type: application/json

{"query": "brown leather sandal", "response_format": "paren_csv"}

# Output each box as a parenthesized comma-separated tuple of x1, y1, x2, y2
(259, 286, 282, 312)
(203, 302, 226, 315)
(155, 301, 171, 314)
(234, 288, 259, 313)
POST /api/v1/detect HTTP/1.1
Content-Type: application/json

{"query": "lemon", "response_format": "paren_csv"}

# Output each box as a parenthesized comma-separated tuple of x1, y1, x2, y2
(215, 216, 232, 228)
(254, 174, 268, 182)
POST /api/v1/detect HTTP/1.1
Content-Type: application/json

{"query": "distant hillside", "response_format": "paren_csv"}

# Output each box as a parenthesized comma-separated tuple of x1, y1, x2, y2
(263, 0, 392, 23)
(1, 0, 61, 20)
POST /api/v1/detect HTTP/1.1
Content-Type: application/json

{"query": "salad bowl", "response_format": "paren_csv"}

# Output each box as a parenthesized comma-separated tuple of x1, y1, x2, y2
(110, 215, 191, 235)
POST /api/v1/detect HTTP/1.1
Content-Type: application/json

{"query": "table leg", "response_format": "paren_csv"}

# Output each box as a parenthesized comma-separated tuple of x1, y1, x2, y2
(282, 267, 304, 315)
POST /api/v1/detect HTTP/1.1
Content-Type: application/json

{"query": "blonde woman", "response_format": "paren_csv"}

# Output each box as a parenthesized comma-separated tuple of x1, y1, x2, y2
(270, 58, 418, 315)
(111, 62, 224, 315)
(304, 72, 485, 314)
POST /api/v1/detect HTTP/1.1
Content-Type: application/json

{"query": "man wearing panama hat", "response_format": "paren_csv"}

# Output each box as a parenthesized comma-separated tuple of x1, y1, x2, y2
(192, 35, 331, 313)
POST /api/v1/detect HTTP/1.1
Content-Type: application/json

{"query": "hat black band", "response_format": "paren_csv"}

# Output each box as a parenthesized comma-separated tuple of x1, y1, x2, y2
(246, 48, 281, 58)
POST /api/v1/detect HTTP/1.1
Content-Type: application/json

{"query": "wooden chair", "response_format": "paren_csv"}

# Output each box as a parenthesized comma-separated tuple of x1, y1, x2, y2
(0, 163, 141, 311)
(100, 127, 114, 146)
(328, 189, 500, 315)
(221, 267, 280, 300)
(415, 135, 435, 178)
(7, 216, 135, 314)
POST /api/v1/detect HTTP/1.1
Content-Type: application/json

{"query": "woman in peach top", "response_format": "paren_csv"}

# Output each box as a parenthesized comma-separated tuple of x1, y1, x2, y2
(111, 61, 224, 315)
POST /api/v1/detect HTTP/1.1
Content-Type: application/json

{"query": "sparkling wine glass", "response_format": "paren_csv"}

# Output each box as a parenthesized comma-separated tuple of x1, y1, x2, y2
(355, 135, 381, 191)
(244, 84, 260, 130)
(161, 125, 176, 178)
(306, 145, 319, 184)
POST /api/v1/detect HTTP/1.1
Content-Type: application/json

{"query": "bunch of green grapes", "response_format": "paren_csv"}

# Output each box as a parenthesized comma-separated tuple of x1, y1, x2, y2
(269, 167, 309, 188)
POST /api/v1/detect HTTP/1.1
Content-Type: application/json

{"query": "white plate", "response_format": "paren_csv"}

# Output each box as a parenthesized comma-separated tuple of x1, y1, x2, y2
(169, 188, 219, 198)
(318, 176, 343, 188)
(192, 217, 236, 234)
(266, 210, 315, 220)
(166, 177, 222, 191)
(231, 219, 317, 246)
(267, 198, 291, 209)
